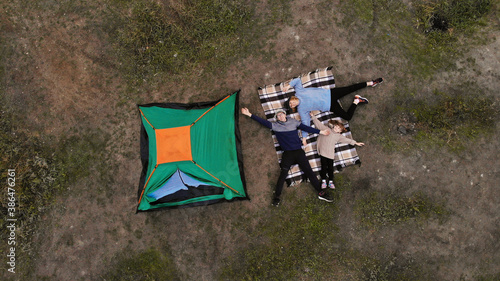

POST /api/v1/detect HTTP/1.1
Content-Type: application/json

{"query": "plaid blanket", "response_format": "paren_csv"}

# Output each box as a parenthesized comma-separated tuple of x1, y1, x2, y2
(258, 66, 361, 186)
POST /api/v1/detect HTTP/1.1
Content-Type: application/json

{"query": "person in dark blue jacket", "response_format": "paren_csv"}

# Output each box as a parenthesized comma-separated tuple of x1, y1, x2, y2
(241, 107, 334, 206)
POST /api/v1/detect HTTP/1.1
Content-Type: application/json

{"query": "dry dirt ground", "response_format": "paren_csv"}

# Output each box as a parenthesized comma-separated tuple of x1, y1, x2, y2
(1, 1, 499, 280)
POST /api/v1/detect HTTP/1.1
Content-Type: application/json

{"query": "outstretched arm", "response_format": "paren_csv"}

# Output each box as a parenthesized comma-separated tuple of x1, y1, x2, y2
(310, 113, 328, 131)
(282, 83, 291, 93)
(337, 134, 365, 147)
(298, 125, 329, 146)
(241, 107, 252, 117)
(298, 123, 320, 135)
(289, 78, 304, 91)
(298, 122, 319, 146)
(283, 77, 302, 93)
(241, 107, 272, 129)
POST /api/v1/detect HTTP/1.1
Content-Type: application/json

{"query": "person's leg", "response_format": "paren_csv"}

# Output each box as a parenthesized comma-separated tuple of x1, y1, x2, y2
(329, 82, 370, 119)
(330, 101, 357, 120)
(274, 151, 295, 198)
(319, 155, 328, 180)
(343, 102, 359, 120)
(324, 157, 335, 183)
(330, 82, 367, 100)
(296, 150, 321, 193)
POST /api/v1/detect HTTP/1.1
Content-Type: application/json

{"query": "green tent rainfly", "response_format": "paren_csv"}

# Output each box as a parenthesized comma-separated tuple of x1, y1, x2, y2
(137, 91, 248, 211)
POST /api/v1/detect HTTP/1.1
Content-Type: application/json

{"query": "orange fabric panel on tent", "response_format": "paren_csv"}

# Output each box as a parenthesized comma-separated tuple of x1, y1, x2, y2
(155, 126, 193, 164)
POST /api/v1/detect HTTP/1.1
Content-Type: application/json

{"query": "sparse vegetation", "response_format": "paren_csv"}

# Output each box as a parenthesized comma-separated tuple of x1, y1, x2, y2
(413, 0, 492, 33)
(408, 0, 493, 76)
(114, 0, 255, 82)
(476, 272, 500, 281)
(0, 109, 64, 278)
(334, 0, 494, 78)
(354, 191, 450, 227)
(220, 193, 343, 280)
(1, 0, 499, 280)
(414, 0, 492, 75)
(267, 0, 294, 25)
(221, 188, 432, 280)
(102, 247, 182, 281)
(380, 86, 499, 152)
(411, 90, 498, 151)
(55, 129, 110, 184)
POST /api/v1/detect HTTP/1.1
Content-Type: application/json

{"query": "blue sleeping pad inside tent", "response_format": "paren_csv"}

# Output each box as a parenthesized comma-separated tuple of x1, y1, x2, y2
(147, 169, 207, 200)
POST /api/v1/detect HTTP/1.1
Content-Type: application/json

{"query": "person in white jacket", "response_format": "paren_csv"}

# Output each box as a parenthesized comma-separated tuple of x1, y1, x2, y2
(311, 113, 364, 189)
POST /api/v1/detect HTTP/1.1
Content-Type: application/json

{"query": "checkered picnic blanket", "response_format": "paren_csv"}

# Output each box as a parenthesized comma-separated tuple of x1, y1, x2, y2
(257, 66, 361, 186)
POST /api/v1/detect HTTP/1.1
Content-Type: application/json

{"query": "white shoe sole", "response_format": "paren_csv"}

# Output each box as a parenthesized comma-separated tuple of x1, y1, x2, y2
(318, 196, 333, 203)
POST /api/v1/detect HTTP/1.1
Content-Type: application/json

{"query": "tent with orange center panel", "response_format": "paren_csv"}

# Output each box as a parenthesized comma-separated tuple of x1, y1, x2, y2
(137, 91, 248, 211)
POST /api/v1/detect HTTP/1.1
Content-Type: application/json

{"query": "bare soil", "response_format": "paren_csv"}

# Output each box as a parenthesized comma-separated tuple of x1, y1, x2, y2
(2, 1, 499, 280)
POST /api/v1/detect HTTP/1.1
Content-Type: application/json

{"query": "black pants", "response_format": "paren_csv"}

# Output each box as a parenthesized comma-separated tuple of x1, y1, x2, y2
(275, 149, 321, 198)
(329, 82, 367, 120)
(320, 156, 335, 183)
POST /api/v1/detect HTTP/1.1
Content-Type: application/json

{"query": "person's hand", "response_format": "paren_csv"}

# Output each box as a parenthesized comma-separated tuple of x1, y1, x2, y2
(355, 142, 365, 146)
(310, 110, 320, 117)
(320, 130, 330, 136)
(302, 139, 307, 146)
(241, 107, 252, 117)
(282, 84, 290, 93)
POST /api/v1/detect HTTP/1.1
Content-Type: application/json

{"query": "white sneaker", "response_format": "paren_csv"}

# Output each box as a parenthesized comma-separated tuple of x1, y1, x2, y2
(321, 180, 327, 189)
(328, 181, 335, 189)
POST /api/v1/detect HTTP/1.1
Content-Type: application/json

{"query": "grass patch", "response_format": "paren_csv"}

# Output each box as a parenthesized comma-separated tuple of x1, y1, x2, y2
(352, 253, 430, 281)
(55, 128, 110, 185)
(354, 191, 450, 227)
(267, 0, 294, 25)
(0, 25, 110, 272)
(476, 272, 500, 281)
(333, 0, 494, 78)
(221, 187, 430, 280)
(406, 0, 493, 77)
(0, 109, 65, 278)
(337, 0, 374, 26)
(0, 107, 112, 278)
(220, 192, 342, 280)
(411, 90, 497, 151)
(113, 0, 255, 83)
(380, 87, 498, 152)
(102, 247, 182, 281)
(413, 0, 492, 33)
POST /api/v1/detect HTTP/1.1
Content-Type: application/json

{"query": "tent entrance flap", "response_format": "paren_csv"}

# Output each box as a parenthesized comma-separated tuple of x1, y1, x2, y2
(147, 169, 212, 200)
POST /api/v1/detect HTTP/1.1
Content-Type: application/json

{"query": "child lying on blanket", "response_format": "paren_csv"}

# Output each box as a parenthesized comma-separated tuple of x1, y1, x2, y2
(283, 77, 383, 145)
(241, 107, 334, 207)
(311, 112, 365, 189)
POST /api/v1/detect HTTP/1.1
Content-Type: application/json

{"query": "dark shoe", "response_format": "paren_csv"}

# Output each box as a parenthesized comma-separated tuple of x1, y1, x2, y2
(318, 191, 333, 202)
(355, 95, 369, 104)
(371, 77, 383, 87)
(272, 197, 281, 207)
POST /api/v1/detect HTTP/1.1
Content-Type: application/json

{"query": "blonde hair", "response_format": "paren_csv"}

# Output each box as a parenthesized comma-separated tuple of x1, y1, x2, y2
(328, 120, 347, 133)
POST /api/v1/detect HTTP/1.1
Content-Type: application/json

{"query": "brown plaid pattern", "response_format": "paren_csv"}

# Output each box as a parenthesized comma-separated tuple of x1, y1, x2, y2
(257, 67, 361, 186)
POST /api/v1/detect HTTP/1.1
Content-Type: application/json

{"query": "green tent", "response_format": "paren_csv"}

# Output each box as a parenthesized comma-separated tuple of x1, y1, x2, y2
(137, 91, 247, 211)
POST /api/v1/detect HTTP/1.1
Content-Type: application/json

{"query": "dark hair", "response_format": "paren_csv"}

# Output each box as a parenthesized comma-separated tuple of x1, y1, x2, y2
(328, 120, 347, 133)
(284, 98, 291, 110)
